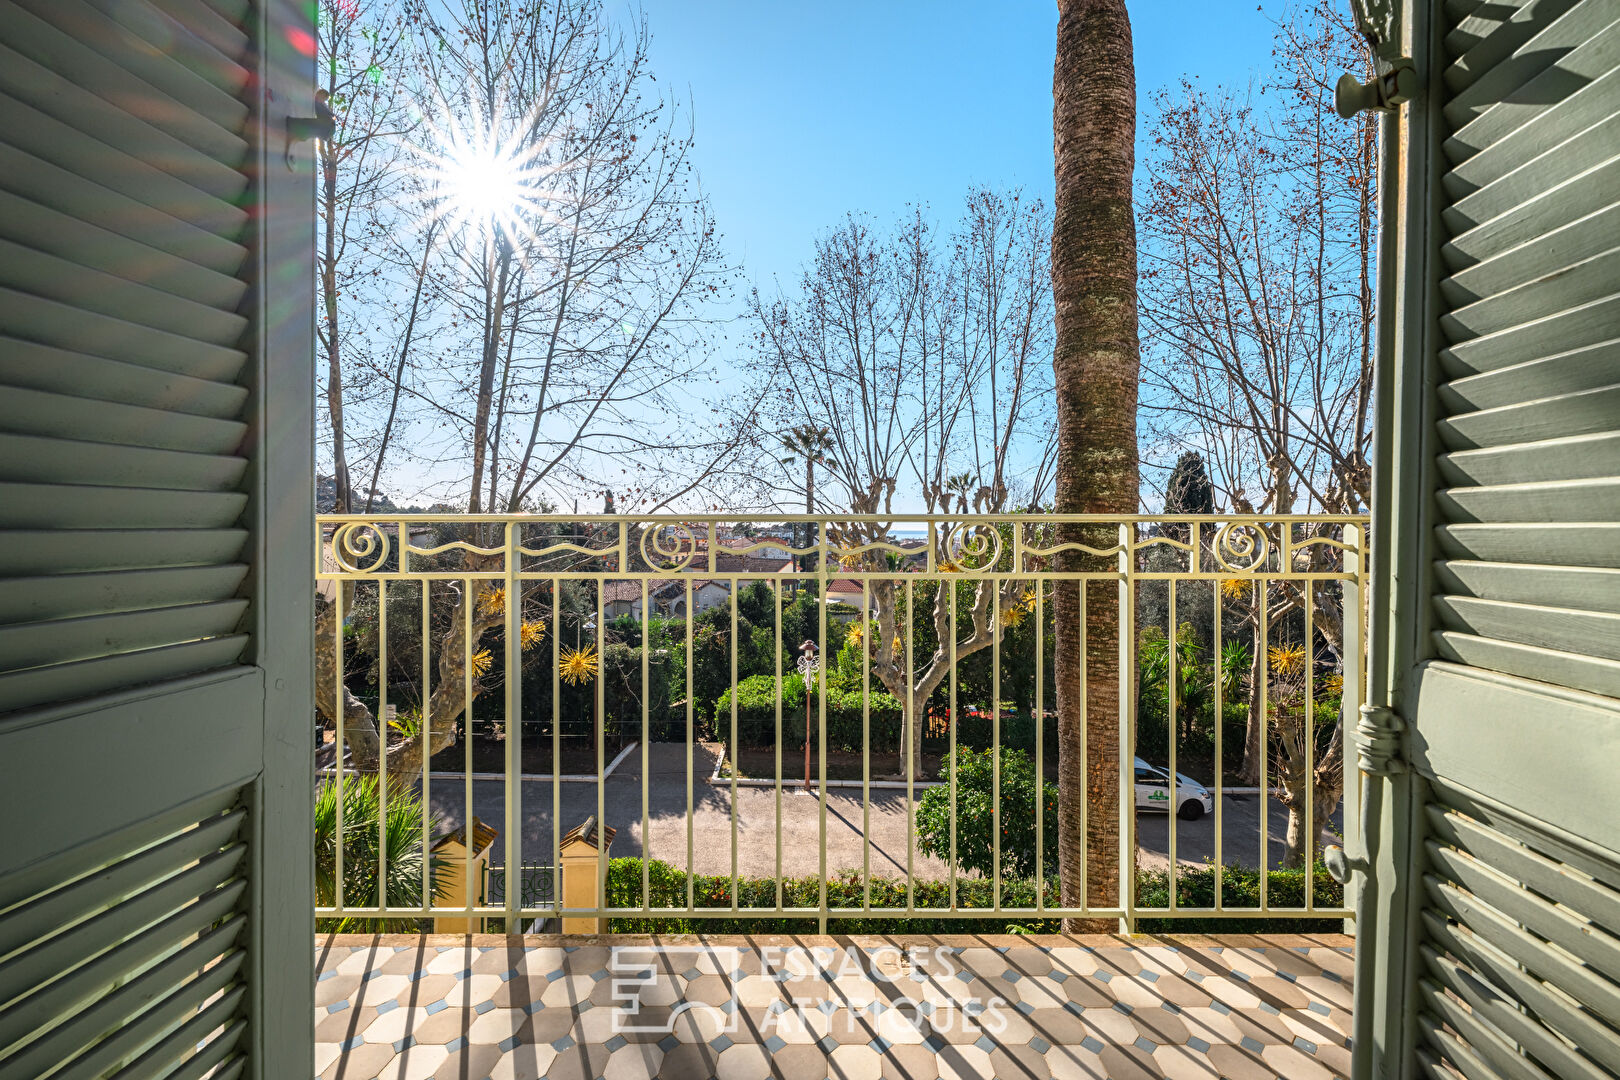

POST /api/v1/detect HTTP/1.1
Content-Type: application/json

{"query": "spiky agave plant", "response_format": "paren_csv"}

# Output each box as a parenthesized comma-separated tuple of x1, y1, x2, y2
(314, 775, 442, 932)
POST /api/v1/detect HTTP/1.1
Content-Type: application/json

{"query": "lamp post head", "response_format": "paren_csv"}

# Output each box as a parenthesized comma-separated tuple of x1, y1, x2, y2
(798, 639, 817, 658)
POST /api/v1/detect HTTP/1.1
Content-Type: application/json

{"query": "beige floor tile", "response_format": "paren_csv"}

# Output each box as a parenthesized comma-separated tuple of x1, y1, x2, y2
(429, 1041, 504, 1080)
(1011, 977, 1069, 1011)
(772, 1043, 831, 1080)
(362, 1006, 432, 1045)
(1046, 948, 1099, 979)
(1078, 1006, 1137, 1046)
(1095, 1044, 1161, 1080)
(1206, 1043, 1274, 1079)
(489, 1045, 558, 1080)
(1150, 1042, 1221, 1079)
(403, 1006, 473, 1046)
(1044, 1043, 1108, 1080)
(325, 1041, 396, 1079)
(465, 1007, 524, 1044)
(1130, 1007, 1190, 1046)
(716, 1041, 773, 1080)
(317, 975, 361, 1007)
(601, 1042, 664, 1080)
(990, 1040, 1054, 1079)
(828, 1043, 882, 1080)
(659, 1043, 720, 1080)
(376, 1044, 449, 1080)
(1261, 1040, 1334, 1080)
(880, 1042, 938, 1080)
(933, 1043, 992, 1080)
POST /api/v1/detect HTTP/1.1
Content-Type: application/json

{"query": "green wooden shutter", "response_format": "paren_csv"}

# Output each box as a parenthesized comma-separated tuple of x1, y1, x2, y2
(0, 0, 314, 1077)
(1433, 0, 1620, 700)
(0, 0, 257, 713)
(1355, 1, 1620, 1078)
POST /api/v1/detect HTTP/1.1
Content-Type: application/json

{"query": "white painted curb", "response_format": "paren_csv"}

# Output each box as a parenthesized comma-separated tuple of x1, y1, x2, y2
(318, 740, 637, 784)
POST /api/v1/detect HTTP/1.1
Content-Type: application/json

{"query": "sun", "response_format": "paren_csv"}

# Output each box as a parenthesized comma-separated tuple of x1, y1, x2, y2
(438, 138, 530, 230)
(403, 97, 562, 252)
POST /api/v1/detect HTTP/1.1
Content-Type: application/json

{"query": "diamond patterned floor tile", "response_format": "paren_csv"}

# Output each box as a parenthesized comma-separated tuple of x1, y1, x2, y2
(315, 935, 1354, 1078)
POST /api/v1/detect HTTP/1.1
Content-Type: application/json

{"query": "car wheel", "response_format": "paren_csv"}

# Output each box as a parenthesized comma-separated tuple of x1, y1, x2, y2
(1178, 800, 1205, 821)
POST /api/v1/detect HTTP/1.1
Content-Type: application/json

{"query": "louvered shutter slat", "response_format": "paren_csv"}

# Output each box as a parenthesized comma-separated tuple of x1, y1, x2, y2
(1432, 0, 1620, 701)
(0, 434, 248, 491)
(0, 338, 247, 419)
(0, 3, 247, 164)
(0, 565, 250, 624)
(0, 800, 251, 1078)
(0, 388, 245, 455)
(2, 529, 249, 576)
(0, 483, 248, 530)
(0, 0, 259, 715)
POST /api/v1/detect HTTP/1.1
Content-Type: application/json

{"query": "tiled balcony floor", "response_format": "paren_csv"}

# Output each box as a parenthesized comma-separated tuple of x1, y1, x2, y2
(315, 933, 1354, 1080)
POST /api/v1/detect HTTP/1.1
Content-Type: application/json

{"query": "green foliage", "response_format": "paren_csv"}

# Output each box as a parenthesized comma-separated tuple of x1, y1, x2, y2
(715, 673, 904, 752)
(313, 775, 441, 932)
(1134, 861, 1344, 933)
(602, 858, 1344, 934)
(915, 747, 1058, 880)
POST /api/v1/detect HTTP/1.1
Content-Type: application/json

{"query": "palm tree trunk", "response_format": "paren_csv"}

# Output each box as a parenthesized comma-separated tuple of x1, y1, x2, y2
(1052, 0, 1140, 934)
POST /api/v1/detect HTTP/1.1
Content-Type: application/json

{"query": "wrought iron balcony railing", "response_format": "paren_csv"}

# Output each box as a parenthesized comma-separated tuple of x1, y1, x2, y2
(313, 513, 1366, 931)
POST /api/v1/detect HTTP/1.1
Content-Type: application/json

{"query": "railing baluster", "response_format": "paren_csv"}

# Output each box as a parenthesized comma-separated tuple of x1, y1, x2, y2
(1259, 568, 1271, 908)
(333, 576, 344, 917)
(421, 575, 431, 914)
(463, 575, 474, 917)
(1214, 569, 1224, 914)
(817, 522, 828, 933)
(378, 576, 388, 913)
(862, 577, 870, 912)
(729, 565, 739, 912)
(1305, 568, 1315, 914)
(642, 577, 650, 917)
(309, 512, 1366, 927)
(906, 577, 915, 916)
(1035, 575, 1045, 915)
(775, 578, 783, 913)
(552, 574, 562, 923)
(1168, 577, 1177, 914)
(504, 523, 521, 929)
(1119, 522, 1135, 933)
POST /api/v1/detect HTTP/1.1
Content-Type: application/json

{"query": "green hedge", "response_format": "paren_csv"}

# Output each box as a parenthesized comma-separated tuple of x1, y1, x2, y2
(715, 674, 906, 753)
(603, 857, 1344, 934)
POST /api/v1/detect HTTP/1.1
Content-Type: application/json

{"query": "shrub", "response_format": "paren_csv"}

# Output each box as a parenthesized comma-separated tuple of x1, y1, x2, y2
(914, 746, 1058, 880)
(715, 674, 904, 752)
(601, 858, 1344, 935)
(314, 775, 441, 933)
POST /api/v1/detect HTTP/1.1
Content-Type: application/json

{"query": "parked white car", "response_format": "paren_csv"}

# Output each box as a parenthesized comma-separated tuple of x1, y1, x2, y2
(1134, 757, 1214, 820)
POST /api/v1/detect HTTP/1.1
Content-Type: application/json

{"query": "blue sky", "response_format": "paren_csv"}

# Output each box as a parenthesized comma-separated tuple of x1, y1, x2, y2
(630, 0, 1282, 293)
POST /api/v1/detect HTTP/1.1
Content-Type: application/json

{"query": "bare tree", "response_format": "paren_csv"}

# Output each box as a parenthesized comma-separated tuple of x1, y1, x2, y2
(750, 189, 1056, 781)
(317, 0, 412, 514)
(1138, 2, 1375, 865)
(1052, 0, 1140, 933)
(316, 0, 761, 780)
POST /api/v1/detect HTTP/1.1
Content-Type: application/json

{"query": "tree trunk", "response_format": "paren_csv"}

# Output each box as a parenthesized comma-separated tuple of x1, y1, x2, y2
(1052, 0, 1139, 934)
(320, 134, 350, 515)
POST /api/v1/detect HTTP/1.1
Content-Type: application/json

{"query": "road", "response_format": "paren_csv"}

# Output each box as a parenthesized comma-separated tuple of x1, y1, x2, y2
(421, 740, 1342, 879)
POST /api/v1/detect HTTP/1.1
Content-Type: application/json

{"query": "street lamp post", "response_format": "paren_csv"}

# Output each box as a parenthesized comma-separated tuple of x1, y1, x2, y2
(796, 639, 820, 792)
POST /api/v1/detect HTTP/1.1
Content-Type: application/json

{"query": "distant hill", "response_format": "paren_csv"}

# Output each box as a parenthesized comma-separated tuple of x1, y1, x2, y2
(315, 475, 417, 514)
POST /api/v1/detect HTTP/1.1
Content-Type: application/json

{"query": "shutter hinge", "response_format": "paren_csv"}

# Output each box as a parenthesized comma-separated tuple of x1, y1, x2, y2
(1336, 0, 1416, 117)
(1356, 703, 1406, 776)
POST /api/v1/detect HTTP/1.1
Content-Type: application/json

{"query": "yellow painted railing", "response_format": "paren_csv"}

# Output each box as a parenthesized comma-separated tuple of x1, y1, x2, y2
(313, 514, 1367, 930)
